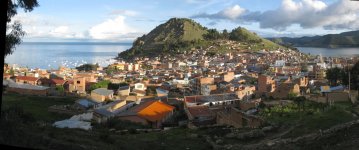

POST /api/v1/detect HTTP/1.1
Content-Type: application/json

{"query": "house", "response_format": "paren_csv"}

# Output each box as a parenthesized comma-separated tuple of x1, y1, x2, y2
(156, 88, 169, 97)
(117, 100, 175, 128)
(93, 100, 132, 123)
(15, 76, 39, 85)
(117, 85, 130, 96)
(235, 85, 256, 100)
(3, 73, 11, 80)
(216, 107, 263, 128)
(185, 105, 216, 127)
(39, 78, 67, 88)
(201, 84, 217, 96)
(257, 74, 276, 94)
(134, 83, 146, 91)
(268, 82, 300, 99)
(184, 93, 240, 107)
(68, 77, 86, 93)
(133, 89, 146, 96)
(74, 99, 102, 111)
(91, 88, 114, 103)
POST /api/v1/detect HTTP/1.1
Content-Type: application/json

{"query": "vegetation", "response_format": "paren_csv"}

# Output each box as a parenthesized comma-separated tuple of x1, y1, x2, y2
(260, 100, 356, 138)
(89, 80, 111, 91)
(325, 61, 359, 91)
(55, 85, 65, 93)
(75, 63, 99, 72)
(2, 93, 75, 122)
(6, 0, 39, 57)
(268, 30, 359, 48)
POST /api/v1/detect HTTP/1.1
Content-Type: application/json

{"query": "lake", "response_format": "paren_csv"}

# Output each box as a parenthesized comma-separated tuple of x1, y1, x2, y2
(4, 42, 131, 69)
(297, 47, 359, 57)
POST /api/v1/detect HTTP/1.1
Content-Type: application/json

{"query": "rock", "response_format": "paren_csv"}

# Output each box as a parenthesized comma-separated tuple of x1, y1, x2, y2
(189, 133, 198, 138)
(215, 139, 223, 144)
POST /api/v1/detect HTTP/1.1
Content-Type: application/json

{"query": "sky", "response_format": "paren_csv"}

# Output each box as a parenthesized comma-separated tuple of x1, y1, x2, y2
(9, 0, 359, 42)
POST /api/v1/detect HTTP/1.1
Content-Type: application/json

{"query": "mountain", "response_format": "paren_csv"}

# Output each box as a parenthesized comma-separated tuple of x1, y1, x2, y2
(118, 18, 282, 60)
(268, 30, 359, 48)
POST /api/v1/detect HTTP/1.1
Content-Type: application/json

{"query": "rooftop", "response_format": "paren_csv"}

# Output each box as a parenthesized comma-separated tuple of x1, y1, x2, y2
(92, 88, 114, 96)
(184, 93, 239, 104)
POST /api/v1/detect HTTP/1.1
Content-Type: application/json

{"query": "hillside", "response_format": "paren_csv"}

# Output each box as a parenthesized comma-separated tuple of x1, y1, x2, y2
(118, 18, 283, 60)
(269, 30, 359, 48)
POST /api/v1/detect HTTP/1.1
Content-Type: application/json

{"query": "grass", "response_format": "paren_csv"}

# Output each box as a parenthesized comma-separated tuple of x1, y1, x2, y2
(1, 93, 77, 122)
(1, 93, 212, 150)
(260, 100, 357, 138)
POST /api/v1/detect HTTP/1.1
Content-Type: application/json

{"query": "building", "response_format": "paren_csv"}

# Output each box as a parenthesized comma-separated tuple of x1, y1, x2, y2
(257, 74, 276, 94)
(222, 72, 234, 82)
(15, 76, 39, 85)
(184, 93, 240, 107)
(74, 99, 102, 111)
(68, 77, 86, 93)
(93, 100, 131, 123)
(201, 84, 217, 96)
(91, 88, 114, 103)
(117, 85, 130, 96)
(216, 107, 263, 128)
(134, 83, 146, 91)
(117, 100, 175, 128)
(6, 80, 50, 96)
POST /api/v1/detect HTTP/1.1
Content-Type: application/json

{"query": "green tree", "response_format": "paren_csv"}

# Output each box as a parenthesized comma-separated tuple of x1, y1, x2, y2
(350, 61, 359, 94)
(294, 96, 306, 112)
(6, 0, 39, 57)
(203, 29, 220, 40)
(89, 80, 111, 91)
(76, 64, 99, 72)
(326, 67, 343, 86)
(55, 85, 65, 93)
(222, 29, 229, 39)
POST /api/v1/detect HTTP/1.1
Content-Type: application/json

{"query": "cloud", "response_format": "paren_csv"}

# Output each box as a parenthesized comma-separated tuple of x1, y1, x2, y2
(109, 10, 138, 16)
(192, 0, 359, 31)
(9, 13, 142, 41)
(89, 15, 138, 40)
(192, 5, 246, 21)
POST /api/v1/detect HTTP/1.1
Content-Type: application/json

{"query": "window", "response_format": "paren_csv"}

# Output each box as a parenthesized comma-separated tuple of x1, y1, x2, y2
(77, 81, 80, 84)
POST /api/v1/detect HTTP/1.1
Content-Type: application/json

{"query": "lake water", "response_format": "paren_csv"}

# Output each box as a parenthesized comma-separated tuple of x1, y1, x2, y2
(297, 47, 359, 57)
(4, 42, 131, 69)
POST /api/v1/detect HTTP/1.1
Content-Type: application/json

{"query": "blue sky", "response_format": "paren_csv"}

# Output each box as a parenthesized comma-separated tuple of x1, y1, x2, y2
(11, 0, 359, 42)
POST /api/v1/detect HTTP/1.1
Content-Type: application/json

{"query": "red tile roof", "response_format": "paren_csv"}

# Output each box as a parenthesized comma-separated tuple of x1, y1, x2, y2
(16, 76, 39, 82)
(51, 79, 66, 85)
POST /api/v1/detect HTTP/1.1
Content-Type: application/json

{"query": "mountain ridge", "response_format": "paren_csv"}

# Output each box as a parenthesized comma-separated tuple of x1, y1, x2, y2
(268, 30, 359, 48)
(118, 18, 283, 60)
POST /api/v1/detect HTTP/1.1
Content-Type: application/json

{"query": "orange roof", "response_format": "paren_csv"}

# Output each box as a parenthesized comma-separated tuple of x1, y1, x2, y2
(16, 76, 39, 81)
(137, 101, 175, 122)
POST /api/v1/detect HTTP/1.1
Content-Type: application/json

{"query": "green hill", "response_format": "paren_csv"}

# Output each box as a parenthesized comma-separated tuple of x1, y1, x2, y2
(269, 30, 359, 48)
(118, 18, 283, 60)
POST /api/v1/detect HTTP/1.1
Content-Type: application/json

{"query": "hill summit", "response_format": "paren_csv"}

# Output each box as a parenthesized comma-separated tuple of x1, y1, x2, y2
(118, 18, 282, 60)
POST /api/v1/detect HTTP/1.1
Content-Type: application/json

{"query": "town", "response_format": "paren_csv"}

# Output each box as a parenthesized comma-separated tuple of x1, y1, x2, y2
(3, 43, 359, 130)
(3, 42, 359, 149)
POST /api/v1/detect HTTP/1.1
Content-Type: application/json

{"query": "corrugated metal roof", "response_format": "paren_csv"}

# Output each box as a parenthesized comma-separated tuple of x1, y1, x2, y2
(92, 88, 113, 96)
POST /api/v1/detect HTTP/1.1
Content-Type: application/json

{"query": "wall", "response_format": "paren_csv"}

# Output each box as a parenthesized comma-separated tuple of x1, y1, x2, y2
(7, 87, 48, 96)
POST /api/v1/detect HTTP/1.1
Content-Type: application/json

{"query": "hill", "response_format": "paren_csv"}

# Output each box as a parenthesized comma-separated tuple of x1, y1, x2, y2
(118, 18, 283, 60)
(269, 30, 359, 48)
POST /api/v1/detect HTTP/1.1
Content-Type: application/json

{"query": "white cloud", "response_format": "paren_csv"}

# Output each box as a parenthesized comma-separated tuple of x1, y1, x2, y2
(192, 5, 245, 20)
(9, 13, 142, 41)
(192, 0, 359, 31)
(89, 15, 138, 40)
